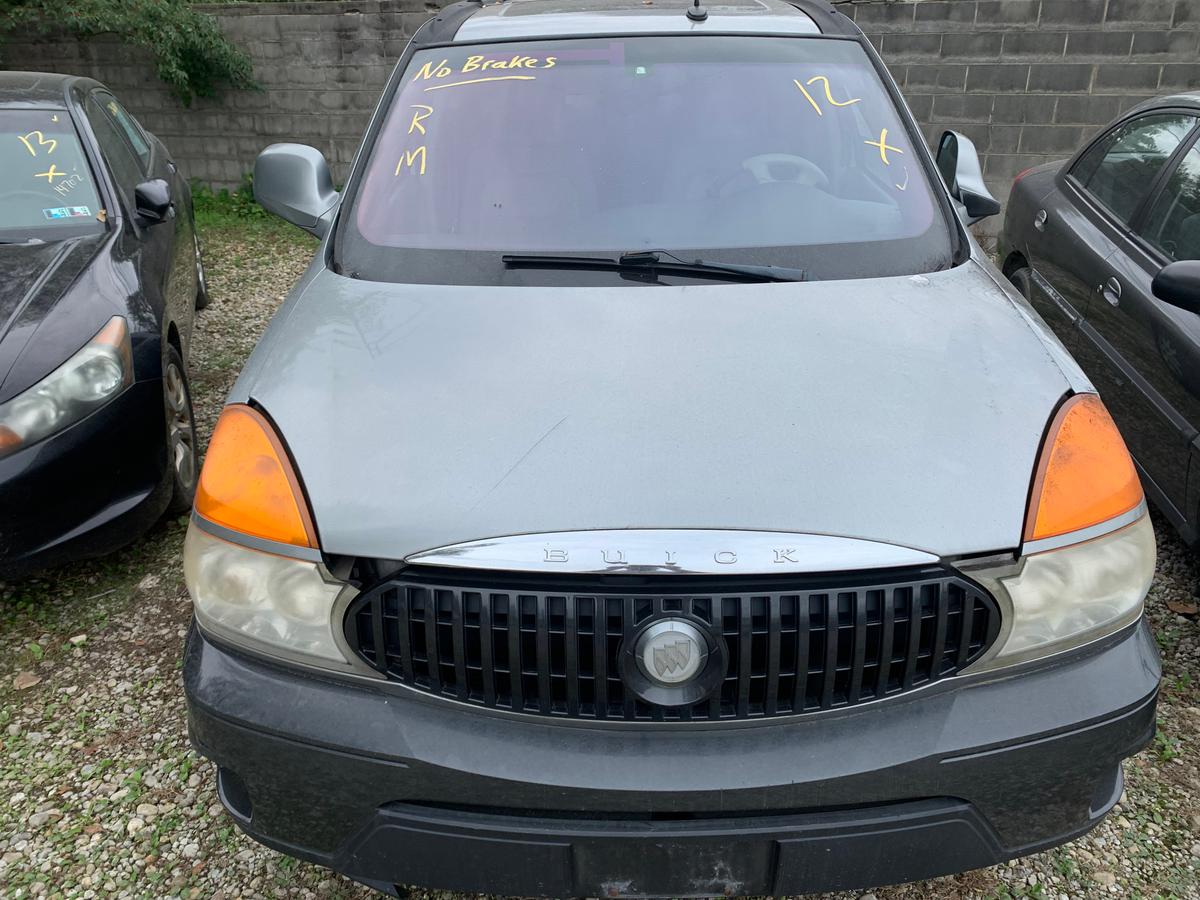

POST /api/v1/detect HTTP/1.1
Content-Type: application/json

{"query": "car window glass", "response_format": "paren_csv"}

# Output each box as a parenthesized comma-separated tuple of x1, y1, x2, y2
(97, 92, 151, 168)
(1072, 114, 1196, 224)
(84, 95, 143, 201)
(0, 108, 105, 241)
(1139, 143, 1200, 261)
(340, 35, 953, 283)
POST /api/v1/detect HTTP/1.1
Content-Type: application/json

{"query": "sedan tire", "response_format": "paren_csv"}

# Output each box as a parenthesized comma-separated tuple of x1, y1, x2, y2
(1008, 265, 1035, 302)
(163, 346, 199, 516)
(195, 231, 211, 311)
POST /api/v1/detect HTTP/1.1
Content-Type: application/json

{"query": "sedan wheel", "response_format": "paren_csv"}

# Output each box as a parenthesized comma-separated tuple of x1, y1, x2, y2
(164, 348, 198, 515)
(195, 231, 211, 311)
(1008, 266, 1035, 302)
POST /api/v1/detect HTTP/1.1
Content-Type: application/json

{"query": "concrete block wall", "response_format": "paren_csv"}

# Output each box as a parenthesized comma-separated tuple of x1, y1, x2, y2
(1, 0, 435, 190)
(841, 0, 1200, 231)
(3, 0, 1199, 234)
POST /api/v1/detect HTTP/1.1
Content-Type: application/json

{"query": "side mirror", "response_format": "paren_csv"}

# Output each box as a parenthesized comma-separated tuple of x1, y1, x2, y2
(134, 179, 173, 226)
(253, 143, 338, 238)
(1152, 260, 1200, 315)
(936, 131, 1001, 225)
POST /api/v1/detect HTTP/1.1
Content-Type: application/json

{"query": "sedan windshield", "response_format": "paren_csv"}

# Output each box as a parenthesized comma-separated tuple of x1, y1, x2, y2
(339, 35, 953, 284)
(0, 109, 105, 242)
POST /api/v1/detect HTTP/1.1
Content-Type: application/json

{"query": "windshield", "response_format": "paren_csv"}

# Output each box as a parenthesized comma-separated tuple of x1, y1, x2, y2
(339, 35, 952, 284)
(0, 109, 105, 243)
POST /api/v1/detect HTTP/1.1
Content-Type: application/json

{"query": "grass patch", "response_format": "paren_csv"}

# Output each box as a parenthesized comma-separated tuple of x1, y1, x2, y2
(191, 176, 316, 246)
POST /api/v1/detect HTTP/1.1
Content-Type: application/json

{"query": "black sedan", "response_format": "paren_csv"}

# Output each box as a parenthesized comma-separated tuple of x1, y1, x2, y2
(0, 72, 205, 576)
(1000, 91, 1200, 550)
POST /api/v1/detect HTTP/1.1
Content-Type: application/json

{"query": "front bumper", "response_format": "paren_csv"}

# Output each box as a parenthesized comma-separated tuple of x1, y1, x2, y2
(0, 379, 171, 577)
(185, 619, 1159, 897)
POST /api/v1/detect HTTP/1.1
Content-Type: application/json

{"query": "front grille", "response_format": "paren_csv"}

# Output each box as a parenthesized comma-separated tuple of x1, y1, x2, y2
(344, 567, 1001, 722)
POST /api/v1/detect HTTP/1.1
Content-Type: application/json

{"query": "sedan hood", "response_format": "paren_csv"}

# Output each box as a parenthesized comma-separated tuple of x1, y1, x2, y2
(238, 260, 1076, 560)
(0, 235, 106, 396)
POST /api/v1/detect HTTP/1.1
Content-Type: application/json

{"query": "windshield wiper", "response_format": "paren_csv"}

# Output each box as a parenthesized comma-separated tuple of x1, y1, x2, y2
(501, 250, 808, 283)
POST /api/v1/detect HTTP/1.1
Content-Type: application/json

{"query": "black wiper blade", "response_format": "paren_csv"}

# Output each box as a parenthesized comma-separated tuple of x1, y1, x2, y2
(620, 250, 809, 283)
(501, 252, 807, 283)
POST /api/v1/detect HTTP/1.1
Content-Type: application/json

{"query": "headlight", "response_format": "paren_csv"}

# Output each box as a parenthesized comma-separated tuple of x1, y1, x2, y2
(185, 403, 358, 671)
(965, 393, 1155, 672)
(185, 524, 359, 672)
(0, 316, 132, 459)
(966, 514, 1155, 671)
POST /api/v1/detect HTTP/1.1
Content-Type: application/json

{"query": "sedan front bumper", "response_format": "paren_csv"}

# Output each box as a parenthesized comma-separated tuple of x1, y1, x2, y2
(0, 379, 171, 577)
(185, 619, 1159, 897)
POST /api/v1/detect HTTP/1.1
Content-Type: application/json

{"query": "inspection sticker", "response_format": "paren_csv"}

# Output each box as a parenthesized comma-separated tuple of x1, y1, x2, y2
(43, 206, 91, 220)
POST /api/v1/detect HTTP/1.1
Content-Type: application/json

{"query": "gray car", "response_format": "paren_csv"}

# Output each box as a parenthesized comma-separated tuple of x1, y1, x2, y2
(182, 0, 1160, 895)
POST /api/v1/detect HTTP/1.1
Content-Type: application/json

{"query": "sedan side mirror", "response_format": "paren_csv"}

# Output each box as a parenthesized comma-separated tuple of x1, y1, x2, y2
(1152, 260, 1200, 315)
(134, 179, 173, 227)
(935, 131, 1001, 225)
(254, 143, 339, 238)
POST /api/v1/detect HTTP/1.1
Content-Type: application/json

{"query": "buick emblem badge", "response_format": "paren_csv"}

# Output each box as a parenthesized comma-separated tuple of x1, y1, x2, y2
(635, 619, 707, 686)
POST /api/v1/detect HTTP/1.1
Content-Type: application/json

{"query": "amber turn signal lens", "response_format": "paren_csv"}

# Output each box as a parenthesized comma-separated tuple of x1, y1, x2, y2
(1025, 394, 1142, 542)
(195, 404, 318, 549)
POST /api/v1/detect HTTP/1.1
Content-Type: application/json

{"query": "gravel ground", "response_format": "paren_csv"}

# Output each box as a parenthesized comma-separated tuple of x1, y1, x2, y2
(1, 219, 1198, 899)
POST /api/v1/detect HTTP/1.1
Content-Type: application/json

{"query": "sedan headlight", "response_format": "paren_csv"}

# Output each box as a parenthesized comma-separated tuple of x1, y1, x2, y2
(0, 316, 132, 459)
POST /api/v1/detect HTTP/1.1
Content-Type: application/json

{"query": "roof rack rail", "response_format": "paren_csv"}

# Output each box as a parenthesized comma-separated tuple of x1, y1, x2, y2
(782, 0, 858, 36)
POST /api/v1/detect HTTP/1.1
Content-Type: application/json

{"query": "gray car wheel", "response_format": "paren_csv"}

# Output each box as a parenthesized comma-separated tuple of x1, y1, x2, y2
(163, 347, 198, 515)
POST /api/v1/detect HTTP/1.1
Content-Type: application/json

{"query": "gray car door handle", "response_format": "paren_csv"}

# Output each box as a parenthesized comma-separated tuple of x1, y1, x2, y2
(1100, 276, 1122, 307)
(1034, 209, 1047, 232)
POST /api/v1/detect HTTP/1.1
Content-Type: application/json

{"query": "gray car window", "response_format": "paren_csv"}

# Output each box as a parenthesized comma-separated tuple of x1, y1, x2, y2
(1072, 114, 1196, 225)
(1139, 143, 1200, 261)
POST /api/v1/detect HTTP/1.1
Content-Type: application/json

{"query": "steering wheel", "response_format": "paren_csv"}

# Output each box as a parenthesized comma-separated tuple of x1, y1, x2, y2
(740, 154, 829, 190)
(6, 190, 54, 205)
(5, 189, 70, 219)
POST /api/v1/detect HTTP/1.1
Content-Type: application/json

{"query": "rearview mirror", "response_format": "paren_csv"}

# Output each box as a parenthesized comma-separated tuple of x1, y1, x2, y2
(253, 143, 339, 238)
(1152, 260, 1200, 315)
(935, 131, 1001, 225)
(134, 179, 173, 227)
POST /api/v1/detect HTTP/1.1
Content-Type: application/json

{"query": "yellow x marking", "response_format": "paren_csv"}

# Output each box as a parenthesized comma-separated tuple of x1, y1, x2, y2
(865, 128, 904, 165)
(34, 164, 64, 183)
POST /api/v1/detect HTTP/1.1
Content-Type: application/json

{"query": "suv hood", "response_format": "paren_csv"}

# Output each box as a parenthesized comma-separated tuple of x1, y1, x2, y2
(237, 260, 1076, 561)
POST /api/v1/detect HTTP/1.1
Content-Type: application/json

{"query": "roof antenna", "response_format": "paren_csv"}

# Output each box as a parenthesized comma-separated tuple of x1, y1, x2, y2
(686, 0, 708, 21)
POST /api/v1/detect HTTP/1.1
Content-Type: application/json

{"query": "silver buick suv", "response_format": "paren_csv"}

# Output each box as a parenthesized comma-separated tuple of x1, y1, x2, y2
(182, 0, 1160, 895)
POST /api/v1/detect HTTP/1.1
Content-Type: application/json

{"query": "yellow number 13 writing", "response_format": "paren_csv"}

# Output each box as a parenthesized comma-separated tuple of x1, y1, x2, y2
(18, 131, 57, 157)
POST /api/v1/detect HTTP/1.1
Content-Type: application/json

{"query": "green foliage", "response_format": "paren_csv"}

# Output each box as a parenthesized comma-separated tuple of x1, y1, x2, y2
(191, 174, 316, 246)
(192, 173, 270, 225)
(0, 0, 255, 104)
